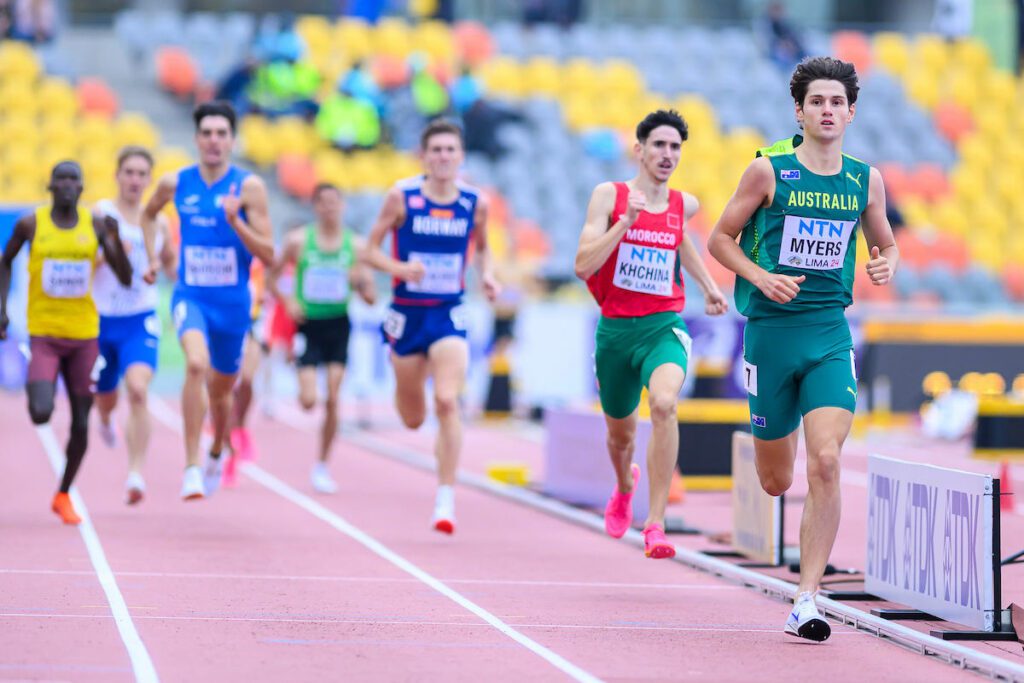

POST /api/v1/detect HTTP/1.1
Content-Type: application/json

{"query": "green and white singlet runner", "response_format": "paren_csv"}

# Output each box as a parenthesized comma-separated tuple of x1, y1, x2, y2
(296, 225, 355, 319)
(737, 135, 869, 439)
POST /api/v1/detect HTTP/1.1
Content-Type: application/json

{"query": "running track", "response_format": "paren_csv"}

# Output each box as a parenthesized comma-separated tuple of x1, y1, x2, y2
(0, 391, 1015, 682)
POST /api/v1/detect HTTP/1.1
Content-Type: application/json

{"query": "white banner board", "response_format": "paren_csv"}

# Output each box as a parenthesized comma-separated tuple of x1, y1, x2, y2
(866, 454, 996, 631)
(731, 432, 783, 565)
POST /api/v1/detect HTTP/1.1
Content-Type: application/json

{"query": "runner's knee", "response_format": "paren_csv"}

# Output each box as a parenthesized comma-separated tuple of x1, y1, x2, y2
(300, 394, 316, 411)
(185, 354, 209, 380)
(647, 391, 677, 423)
(397, 400, 426, 429)
(125, 379, 148, 408)
(806, 443, 841, 489)
(434, 393, 458, 419)
(758, 469, 792, 497)
(27, 385, 54, 425)
(606, 428, 635, 455)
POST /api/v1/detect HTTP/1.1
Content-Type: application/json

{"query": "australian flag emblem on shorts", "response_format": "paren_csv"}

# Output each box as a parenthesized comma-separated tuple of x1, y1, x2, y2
(751, 414, 767, 428)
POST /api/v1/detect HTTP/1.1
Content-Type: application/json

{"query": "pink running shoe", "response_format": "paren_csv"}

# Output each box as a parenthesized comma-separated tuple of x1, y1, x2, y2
(643, 524, 676, 559)
(222, 452, 239, 489)
(604, 463, 641, 538)
(230, 428, 256, 462)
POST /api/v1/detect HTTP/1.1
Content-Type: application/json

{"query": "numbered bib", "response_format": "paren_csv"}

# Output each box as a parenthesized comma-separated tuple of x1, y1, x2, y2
(184, 246, 238, 287)
(612, 244, 675, 296)
(779, 215, 855, 270)
(383, 308, 407, 340)
(42, 259, 91, 298)
(450, 304, 467, 331)
(302, 265, 349, 303)
(406, 252, 463, 295)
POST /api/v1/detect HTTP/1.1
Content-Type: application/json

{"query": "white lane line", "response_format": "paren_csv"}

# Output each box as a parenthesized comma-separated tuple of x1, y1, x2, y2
(0, 612, 860, 634)
(148, 398, 602, 683)
(0, 569, 741, 590)
(33, 425, 159, 683)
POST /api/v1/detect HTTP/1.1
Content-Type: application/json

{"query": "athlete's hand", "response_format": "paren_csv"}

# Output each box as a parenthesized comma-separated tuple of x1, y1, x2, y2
(223, 194, 242, 227)
(399, 260, 426, 284)
(0, 310, 8, 340)
(757, 272, 805, 304)
(623, 190, 647, 226)
(284, 297, 305, 324)
(142, 258, 160, 285)
(865, 246, 892, 285)
(703, 287, 730, 316)
(481, 271, 501, 302)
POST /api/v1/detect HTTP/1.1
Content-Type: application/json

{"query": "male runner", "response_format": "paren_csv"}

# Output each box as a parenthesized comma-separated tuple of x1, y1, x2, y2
(93, 146, 176, 505)
(707, 57, 897, 641)
(363, 119, 499, 533)
(0, 161, 132, 523)
(269, 183, 376, 493)
(141, 101, 274, 500)
(574, 110, 729, 559)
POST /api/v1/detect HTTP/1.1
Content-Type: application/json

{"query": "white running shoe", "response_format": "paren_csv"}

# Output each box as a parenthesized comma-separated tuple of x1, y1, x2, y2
(125, 472, 145, 505)
(181, 465, 204, 501)
(785, 591, 831, 642)
(203, 454, 224, 498)
(311, 463, 338, 494)
(99, 419, 118, 448)
(431, 485, 456, 535)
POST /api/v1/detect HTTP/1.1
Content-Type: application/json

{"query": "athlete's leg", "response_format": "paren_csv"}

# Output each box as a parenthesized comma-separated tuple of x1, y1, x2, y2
(643, 363, 685, 529)
(56, 339, 99, 494)
(321, 363, 345, 463)
(180, 330, 211, 469)
(94, 390, 118, 430)
(297, 366, 318, 411)
(122, 364, 153, 476)
(392, 353, 430, 430)
(207, 369, 237, 458)
(231, 335, 261, 430)
(753, 430, 800, 496)
(604, 412, 638, 494)
(427, 336, 468, 486)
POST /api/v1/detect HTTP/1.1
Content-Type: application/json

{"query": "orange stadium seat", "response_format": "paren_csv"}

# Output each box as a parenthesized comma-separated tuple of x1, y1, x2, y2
(156, 47, 198, 98)
(453, 21, 494, 67)
(832, 31, 872, 75)
(907, 163, 949, 203)
(371, 54, 410, 88)
(933, 101, 973, 143)
(277, 153, 317, 200)
(876, 163, 910, 200)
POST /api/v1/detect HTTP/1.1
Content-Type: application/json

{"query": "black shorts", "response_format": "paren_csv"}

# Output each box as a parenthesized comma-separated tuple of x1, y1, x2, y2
(296, 315, 350, 368)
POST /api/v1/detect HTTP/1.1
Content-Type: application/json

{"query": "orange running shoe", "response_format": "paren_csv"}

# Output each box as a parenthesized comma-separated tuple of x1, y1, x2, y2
(51, 493, 82, 525)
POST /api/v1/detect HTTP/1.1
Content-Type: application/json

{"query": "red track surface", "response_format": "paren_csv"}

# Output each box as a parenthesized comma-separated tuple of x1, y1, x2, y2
(0, 390, 1010, 682)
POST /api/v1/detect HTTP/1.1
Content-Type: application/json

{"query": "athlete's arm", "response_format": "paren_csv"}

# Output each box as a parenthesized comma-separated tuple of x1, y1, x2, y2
(350, 236, 378, 306)
(707, 157, 805, 304)
(678, 193, 728, 316)
(361, 186, 424, 283)
(157, 215, 177, 280)
(472, 194, 501, 302)
(574, 182, 640, 280)
(94, 213, 133, 286)
(268, 230, 304, 322)
(141, 173, 177, 284)
(860, 166, 899, 286)
(225, 175, 275, 265)
(0, 215, 34, 340)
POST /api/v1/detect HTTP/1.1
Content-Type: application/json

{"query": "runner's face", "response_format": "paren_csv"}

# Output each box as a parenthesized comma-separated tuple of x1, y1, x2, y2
(195, 115, 234, 167)
(797, 80, 854, 141)
(116, 155, 152, 204)
(49, 163, 83, 207)
(421, 133, 463, 182)
(637, 126, 682, 183)
(313, 188, 343, 226)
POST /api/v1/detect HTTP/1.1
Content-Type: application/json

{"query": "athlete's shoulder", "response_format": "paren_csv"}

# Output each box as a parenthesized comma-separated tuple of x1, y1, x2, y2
(93, 198, 117, 217)
(395, 175, 424, 193)
(455, 178, 482, 199)
(755, 135, 802, 158)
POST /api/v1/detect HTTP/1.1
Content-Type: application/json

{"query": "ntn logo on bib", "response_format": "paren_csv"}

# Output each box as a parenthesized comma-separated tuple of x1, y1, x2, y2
(41, 259, 91, 298)
(302, 265, 349, 303)
(405, 251, 463, 295)
(613, 244, 675, 296)
(184, 246, 239, 286)
(779, 215, 855, 270)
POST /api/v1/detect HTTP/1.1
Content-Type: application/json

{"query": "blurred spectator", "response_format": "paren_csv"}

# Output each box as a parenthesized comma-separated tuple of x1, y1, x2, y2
(432, 0, 455, 23)
(339, 60, 385, 114)
(0, 0, 12, 38)
(215, 57, 260, 115)
(932, 0, 972, 41)
(462, 99, 524, 159)
(886, 201, 906, 236)
(10, 0, 56, 44)
(451, 68, 483, 114)
(522, 0, 583, 28)
(410, 61, 450, 118)
(247, 58, 321, 119)
(340, 0, 387, 24)
(758, 1, 806, 70)
(316, 92, 381, 150)
(1016, 0, 1024, 75)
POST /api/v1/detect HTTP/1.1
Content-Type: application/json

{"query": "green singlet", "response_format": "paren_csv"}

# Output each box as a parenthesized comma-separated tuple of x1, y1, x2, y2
(295, 225, 355, 320)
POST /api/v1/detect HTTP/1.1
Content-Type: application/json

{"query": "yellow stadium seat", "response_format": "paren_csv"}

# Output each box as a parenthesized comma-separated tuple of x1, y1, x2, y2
(152, 146, 192, 180)
(994, 170, 1023, 208)
(36, 77, 78, 118)
(295, 15, 332, 53)
(914, 34, 950, 74)
(0, 41, 41, 84)
(335, 19, 373, 62)
(930, 200, 969, 236)
(2, 114, 39, 149)
(905, 71, 940, 109)
(973, 201, 1008, 238)
(373, 17, 412, 58)
(523, 57, 561, 97)
(956, 134, 994, 171)
(672, 96, 720, 138)
(873, 32, 910, 76)
(562, 94, 601, 131)
(274, 116, 316, 157)
(561, 59, 600, 99)
(478, 57, 523, 98)
(979, 71, 1017, 113)
(952, 39, 992, 75)
(601, 60, 643, 98)
(922, 371, 952, 397)
(74, 115, 116, 158)
(114, 112, 160, 150)
(411, 21, 455, 63)
(3, 177, 46, 204)
(945, 69, 980, 109)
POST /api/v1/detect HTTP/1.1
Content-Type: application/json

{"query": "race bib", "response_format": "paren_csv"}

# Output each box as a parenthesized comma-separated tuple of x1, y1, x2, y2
(184, 246, 238, 287)
(672, 327, 693, 360)
(612, 244, 675, 296)
(743, 359, 758, 397)
(450, 304, 467, 331)
(383, 308, 407, 340)
(41, 259, 91, 298)
(778, 215, 855, 270)
(302, 265, 349, 303)
(405, 252, 463, 295)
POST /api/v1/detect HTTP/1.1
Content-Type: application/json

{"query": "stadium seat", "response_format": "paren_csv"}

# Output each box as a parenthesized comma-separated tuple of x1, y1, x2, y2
(872, 32, 910, 76)
(933, 101, 973, 142)
(832, 30, 872, 75)
(76, 78, 119, 119)
(277, 153, 317, 200)
(453, 21, 494, 66)
(155, 47, 198, 98)
(113, 113, 161, 150)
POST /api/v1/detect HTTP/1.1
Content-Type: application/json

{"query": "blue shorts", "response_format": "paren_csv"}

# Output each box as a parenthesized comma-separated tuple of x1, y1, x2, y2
(171, 291, 249, 375)
(96, 311, 160, 393)
(381, 301, 467, 357)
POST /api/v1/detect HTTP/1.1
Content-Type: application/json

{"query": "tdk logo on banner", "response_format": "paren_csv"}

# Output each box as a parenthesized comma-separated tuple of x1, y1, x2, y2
(780, 169, 800, 180)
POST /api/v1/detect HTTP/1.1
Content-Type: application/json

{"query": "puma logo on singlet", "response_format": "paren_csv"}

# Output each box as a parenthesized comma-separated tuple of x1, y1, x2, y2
(846, 172, 862, 188)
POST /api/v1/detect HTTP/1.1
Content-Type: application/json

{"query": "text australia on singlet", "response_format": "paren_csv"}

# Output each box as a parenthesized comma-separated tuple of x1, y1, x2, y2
(613, 228, 676, 296)
(779, 191, 859, 270)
